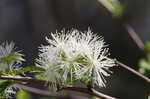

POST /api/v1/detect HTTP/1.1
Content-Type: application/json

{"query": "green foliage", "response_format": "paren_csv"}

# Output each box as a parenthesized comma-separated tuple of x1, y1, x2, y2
(0, 66, 45, 77)
(0, 53, 26, 75)
(0, 80, 13, 94)
(36, 72, 60, 82)
(0, 80, 15, 98)
(145, 42, 150, 52)
(0, 42, 24, 74)
(139, 42, 150, 76)
(13, 66, 45, 75)
(0, 53, 24, 63)
(108, 0, 124, 16)
(74, 56, 90, 66)
(91, 0, 125, 17)
(17, 90, 31, 99)
(139, 59, 150, 76)
(0, 42, 45, 75)
(59, 51, 67, 61)
(81, 75, 95, 85)
(0, 62, 10, 73)
(0, 42, 47, 98)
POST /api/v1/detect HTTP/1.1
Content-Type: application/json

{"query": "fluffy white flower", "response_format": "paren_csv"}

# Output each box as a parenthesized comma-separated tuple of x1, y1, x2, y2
(0, 42, 15, 58)
(0, 42, 15, 72)
(0, 42, 24, 73)
(0, 42, 24, 98)
(37, 29, 115, 87)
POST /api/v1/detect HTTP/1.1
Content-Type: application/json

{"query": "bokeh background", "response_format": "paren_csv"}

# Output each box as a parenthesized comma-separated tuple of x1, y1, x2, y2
(0, 0, 150, 99)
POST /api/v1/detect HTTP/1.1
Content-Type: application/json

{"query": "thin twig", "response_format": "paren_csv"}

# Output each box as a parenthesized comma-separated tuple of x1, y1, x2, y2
(0, 76, 49, 86)
(114, 60, 150, 83)
(97, 0, 115, 13)
(123, 23, 145, 51)
(62, 86, 116, 99)
(0, 76, 117, 99)
(97, 0, 145, 51)
(14, 84, 66, 98)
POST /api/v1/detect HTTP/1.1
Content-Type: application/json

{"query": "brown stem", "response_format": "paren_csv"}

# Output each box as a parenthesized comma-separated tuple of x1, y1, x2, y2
(0, 76, 117, 99)
(114, 60, 150, 83)
(14, 84, 66, 98)
(0, 76, 51, 86)
(62, 86, 116, 99)
(123, 23, 145, 51)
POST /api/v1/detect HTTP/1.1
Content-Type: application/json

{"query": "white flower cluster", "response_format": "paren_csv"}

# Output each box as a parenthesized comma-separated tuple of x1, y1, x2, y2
(0, 42, 24, 98)
(0, 42, 15, 58)
(0, 42, 15, 72)
(37, 29, 115, 87)
(0, 42, 23, 72)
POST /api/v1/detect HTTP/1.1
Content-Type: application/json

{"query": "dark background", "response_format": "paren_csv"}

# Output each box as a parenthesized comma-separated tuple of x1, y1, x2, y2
(0, 0, 150, 99)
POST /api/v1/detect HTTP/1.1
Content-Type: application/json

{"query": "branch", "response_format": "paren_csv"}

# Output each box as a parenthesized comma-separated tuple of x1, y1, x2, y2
(0, 76, 49, 86)
(14, 84, 66, 98)
(123, 23, 145, 51)
(97, 0, 115, 13)
(0, 76, 117, 99)
(62, 86, 116, 99)
(114, 60, 150, 83)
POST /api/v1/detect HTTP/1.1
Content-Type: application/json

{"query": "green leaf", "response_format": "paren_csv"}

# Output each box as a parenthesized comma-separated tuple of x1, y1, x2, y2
(0, 80, 13, 93)
(0, 52, 24, 74)
(59, 51, 67, 61)
(0, 80, 15, 98)
(17, 90, 31, 99)
(74, 56, 90, 66)
(0, 53, 24, 63)
(139, 59, 150, 69)
(145, 41, 150, 52)
(139, 56, 150, 76)
(81, 74, 95, 85)
(138, 41, 150, 76)
(107, 0, 124, 17)
(13, 66, 45, 75)
(0, 62, 9, 73)
(36, 73, 58, 82)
